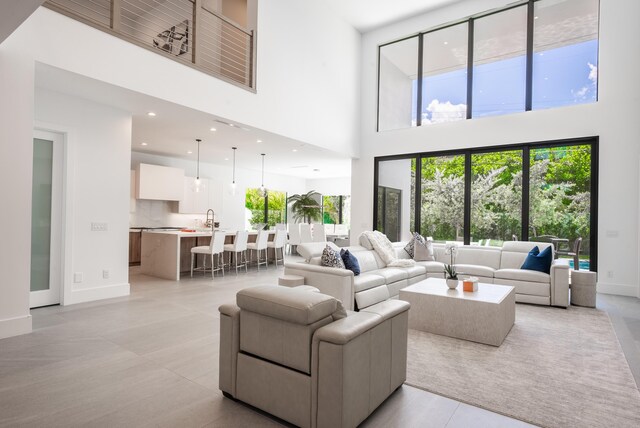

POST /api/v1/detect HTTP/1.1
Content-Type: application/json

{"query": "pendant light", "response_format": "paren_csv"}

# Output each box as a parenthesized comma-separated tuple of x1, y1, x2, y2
(230, 147, 237, 195)
(193, 139, 202, 193)
(259, 153, 267, 197)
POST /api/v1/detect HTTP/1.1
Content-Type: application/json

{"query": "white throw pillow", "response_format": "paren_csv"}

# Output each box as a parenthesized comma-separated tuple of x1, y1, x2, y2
(414, 237, 435, 261)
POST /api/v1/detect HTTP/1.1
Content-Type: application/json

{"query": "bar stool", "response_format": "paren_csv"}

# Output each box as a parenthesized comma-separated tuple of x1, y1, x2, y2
(224, 230, 249, 275)
(190, 231, 226, 278)
(300, 223, 313, 243)
(287, 223, 301, 254)
(247, 229, 269, 271)
(312, 223, 326, 242)
(267, 228, 287, 267)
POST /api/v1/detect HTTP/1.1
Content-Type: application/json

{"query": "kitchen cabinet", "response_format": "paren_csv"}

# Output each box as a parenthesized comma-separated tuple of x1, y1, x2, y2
(135, 163, 184, 201)
(129, 231, 141, 265)
(179, 177, 210, 214)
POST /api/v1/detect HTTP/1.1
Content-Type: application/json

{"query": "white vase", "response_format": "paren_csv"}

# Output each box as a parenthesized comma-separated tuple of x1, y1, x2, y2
(446, 278, 458, 289)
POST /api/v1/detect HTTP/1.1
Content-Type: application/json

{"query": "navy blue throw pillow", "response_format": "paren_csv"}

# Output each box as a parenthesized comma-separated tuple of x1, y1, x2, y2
(521, 246, 553, 274)
(340, 249, 361, 276)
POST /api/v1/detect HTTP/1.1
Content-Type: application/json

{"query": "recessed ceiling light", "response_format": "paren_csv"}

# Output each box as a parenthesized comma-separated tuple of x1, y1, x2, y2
(141, 142, 148, 146)
(210, 127, 217, 131)
(444, 41, 448, 45)
(257, 139, 262, 143)
(224, 158, 229, 161)
(313, 169, 320, 172)
(229, 123, 234, 127)
(187, 150, 193, 154)
(534, 16, 539, 19)
(292, 149, 298, 152)
(147, 112, 156, 117)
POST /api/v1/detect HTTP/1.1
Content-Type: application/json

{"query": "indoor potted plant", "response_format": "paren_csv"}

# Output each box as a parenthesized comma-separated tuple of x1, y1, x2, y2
(444, 264, 459, 289)
(287, 190, 323, 223)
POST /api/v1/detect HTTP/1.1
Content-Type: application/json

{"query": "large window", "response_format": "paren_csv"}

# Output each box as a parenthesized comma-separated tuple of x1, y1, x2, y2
(378, 37, 420, 131)
(472, 6, 527, 117)
(377, 0, 600, 130)
(420, 155, 465, 242)
(323, 195, 351, 226)
(421, 23, 468, 124)
(245, 189, 286, 229)
(374, 137, 598, 270)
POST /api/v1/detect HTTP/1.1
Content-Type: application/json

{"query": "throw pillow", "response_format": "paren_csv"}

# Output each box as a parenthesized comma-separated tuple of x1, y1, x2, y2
(321, 245, 345, 269)
(521, 245, 553, 274)
(340, 249, 361, 276)
(404, 232, 426, 258)
(414, 237, 435, 261)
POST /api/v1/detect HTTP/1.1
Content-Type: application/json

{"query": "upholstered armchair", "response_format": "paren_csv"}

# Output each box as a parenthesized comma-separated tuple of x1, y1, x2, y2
(219, 285, 410, 428)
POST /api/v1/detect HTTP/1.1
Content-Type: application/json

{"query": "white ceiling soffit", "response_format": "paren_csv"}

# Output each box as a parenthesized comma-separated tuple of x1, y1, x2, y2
(34, 63, 351, 179)
(324, 0, 464, 33)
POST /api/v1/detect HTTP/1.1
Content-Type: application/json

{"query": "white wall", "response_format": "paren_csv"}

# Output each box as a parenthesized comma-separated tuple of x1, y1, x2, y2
(35, 89, 132, 305)
(352, 0, 640, 297)
(306, 177, 351, 196)
(130, 152, 307, 231)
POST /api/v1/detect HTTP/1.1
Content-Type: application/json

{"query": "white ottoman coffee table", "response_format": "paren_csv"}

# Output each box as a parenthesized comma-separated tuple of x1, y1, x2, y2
(399, 278, 515, 346)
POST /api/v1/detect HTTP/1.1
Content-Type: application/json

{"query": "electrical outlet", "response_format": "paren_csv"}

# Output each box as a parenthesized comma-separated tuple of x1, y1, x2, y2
(74, 272, 83, 283)
(606, 230, 619, 238)
(91, 222, 108, 232)
(102, 270, 110, 279)
(607, 270, 614, 279)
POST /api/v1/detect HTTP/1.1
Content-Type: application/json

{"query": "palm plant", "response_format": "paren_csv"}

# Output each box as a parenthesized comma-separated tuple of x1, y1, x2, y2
(287, 190, 322, 223)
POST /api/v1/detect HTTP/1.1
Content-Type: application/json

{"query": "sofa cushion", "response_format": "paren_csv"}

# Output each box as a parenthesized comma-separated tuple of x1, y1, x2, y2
(454, 264, 496, 278)
(358, 233, 374, 250)
(354, 273, 386, 293)
(500, 241, 553, 269)
(455, 247, 501, 270)
(353, 251, 386, 273)
(495, 268, 550, 283)
(402, 264, 428, 278)
(521, 246, 553, 274)
(340, 249, 361, 276)
(416, 260, 446, 274)
(371, 267, 408, 283)
(321, 245, 345, 269)
(494, 278, 550, 297)
(414, 238, 435, 261)
(297, 241, 340, 261)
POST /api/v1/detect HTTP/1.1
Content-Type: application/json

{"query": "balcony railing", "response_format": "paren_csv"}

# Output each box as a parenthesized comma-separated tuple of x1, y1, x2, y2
(44, 0, 255, 90)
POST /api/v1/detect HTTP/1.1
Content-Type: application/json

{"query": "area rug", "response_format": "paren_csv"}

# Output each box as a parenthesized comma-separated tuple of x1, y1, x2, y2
(406, 304, 640, 428)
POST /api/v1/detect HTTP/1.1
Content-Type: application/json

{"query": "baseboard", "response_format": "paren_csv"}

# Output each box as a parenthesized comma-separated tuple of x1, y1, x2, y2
(68, 283, 130, 305)
(597, 282, 638, 297)
(0, 314, 32, 340)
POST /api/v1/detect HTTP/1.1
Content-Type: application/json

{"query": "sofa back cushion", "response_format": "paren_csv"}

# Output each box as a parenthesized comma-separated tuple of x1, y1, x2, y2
(352, 251, 386, 272)
(455, 247, 502, 270)
(431, 244, 449, 263)
(500, 241, 554, 270)
(297, 242, 340, 261)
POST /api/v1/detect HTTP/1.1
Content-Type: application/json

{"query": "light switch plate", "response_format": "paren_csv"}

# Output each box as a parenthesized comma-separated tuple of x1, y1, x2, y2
(74, 272, 83, 283)
(91, 222, 108, 232)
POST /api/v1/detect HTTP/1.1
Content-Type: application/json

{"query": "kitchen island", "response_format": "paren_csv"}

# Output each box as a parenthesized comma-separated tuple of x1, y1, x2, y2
(140, 230, 275, 280)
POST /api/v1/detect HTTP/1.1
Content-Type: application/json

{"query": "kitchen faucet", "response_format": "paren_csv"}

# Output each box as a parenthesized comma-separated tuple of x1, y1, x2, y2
(205, 209, 215, 230)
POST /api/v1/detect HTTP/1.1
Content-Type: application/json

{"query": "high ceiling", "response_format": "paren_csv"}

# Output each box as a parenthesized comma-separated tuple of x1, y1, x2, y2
(34, 64, 351, 179)
(324, 0, 464, 33)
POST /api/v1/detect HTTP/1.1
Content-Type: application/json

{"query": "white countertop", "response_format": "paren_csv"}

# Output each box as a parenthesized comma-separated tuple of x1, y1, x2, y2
(142, 229, 275, 237)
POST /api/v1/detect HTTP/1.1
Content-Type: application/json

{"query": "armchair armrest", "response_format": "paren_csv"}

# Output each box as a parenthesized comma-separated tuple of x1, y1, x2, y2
(313, 312, 381, 345)
(550, 261, 570, 308)
(218, 304, 240, 397)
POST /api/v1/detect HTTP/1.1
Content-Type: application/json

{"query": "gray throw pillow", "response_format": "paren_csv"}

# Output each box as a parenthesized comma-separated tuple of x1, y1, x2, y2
(414, 237, 435, 261)
(404, 232, 426, 258)
(321, 245, 345, 269)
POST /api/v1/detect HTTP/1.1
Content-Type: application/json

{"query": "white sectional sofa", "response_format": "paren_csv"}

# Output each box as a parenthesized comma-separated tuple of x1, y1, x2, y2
(283, 240, 570, 311)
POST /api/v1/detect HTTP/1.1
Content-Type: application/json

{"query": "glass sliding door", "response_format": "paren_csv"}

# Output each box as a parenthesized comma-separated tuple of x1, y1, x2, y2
(377, 158, 416, 241)
(529, 144, 591, 269)
(470, 150, 522, 246)
(420, 155, 465, 242)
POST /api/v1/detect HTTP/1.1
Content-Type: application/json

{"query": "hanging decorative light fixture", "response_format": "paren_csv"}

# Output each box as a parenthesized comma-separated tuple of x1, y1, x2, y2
(193, 139, 202, 193)
(230, 147, 237, 195)
(259, 153, 267, 197)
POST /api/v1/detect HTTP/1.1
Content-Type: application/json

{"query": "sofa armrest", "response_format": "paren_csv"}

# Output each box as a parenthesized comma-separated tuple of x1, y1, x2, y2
(550, 261, 570, 308)
(218, 304, 241, 397)
(284, 262, 356, 311)
(313, 312, 381, 345)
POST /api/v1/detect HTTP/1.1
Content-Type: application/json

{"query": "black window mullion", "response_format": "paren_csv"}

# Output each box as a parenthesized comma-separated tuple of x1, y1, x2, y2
(338, 195, 343, 224)
(416, 34, 424, 127)
(590, 140, 599, 272)
(463, 152, 472, 245)
(521, 147, 530, 241)
(466, 18, 474, 120)
(414, 156, 422, 234)
(264, 193, 269, 225)
(525, 0, 535, 111)
(373, 159, 380, 230)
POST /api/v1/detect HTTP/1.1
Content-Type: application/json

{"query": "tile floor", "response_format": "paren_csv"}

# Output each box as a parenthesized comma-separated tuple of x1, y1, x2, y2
(1, 259, 637, 427)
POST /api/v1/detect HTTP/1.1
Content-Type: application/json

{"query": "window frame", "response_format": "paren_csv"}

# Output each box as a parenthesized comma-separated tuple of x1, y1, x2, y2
(373, 136, 599, 271)
(376, 0, 600, 131)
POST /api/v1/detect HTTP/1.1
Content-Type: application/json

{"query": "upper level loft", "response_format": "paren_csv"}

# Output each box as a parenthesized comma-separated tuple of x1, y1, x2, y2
(44, 0, 256, 90)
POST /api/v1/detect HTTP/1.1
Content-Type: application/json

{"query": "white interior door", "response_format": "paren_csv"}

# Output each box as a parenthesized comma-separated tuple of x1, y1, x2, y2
(30, 130, 64, 308)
